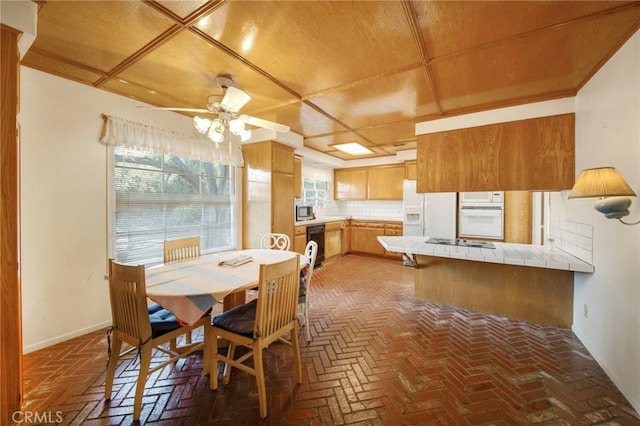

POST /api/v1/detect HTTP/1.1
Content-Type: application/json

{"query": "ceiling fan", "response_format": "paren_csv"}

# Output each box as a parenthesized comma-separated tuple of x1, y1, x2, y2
(139, 75, 290, 144)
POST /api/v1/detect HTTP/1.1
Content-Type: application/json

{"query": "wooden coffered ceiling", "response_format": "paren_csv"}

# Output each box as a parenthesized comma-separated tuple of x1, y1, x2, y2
(22, 1, 640, 161)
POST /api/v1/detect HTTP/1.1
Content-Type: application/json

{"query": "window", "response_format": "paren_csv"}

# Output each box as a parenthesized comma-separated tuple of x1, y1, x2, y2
(302, 178, 330, 207)
(110, 146, 236, 264)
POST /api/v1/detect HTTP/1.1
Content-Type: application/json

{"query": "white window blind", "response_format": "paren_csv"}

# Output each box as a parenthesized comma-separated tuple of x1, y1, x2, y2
(109, 145, 237, 265)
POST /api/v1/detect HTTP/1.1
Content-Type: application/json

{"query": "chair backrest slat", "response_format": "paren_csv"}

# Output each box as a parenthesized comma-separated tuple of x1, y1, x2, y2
(254, 256, 299, 338)
(164, 236, 201, 264)
(108, 259, 152, 344)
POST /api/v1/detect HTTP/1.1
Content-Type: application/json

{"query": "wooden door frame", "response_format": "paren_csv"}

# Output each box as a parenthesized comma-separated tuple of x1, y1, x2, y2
(1, 23, 23, 425)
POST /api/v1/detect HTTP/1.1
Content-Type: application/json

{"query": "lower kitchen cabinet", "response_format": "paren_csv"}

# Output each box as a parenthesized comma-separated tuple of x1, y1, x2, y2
(294, 225, 306, 254)
(350, 221, 385, 256)
(341, 220, 351, 255)
(325, 221, 342, 259)
(384, 222, 403, 259)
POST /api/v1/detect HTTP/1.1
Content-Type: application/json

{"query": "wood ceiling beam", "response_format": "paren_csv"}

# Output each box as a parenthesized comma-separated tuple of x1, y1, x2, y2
(401, 0, 443, 116)
(93, 0, 229, 88)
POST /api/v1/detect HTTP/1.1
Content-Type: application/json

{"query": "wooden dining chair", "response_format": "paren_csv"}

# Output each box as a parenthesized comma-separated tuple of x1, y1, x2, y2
(161, 236, 202, 347)
(105, 259, 208, 422)
(208, 255, 302, 419)
(298, 240, 318, 342)
(260, 233, 291, 250)
(164, 236, 201, 263)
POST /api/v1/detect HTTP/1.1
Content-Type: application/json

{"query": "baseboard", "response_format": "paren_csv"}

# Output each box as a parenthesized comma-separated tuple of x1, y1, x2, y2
(572, 325, 640, 416)
(23, 320, 112, 354)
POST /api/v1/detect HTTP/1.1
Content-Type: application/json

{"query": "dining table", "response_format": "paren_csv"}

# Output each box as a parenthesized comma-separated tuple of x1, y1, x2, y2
(145, 248, 308, 326)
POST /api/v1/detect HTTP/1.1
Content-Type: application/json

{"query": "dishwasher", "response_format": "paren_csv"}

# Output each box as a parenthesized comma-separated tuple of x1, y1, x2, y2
(306, 224, 325, 267)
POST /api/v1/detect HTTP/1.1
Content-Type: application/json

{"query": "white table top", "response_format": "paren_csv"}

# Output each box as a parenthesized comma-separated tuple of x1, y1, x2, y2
(378, 236, 595, 273)
(146, 249, 308, 325)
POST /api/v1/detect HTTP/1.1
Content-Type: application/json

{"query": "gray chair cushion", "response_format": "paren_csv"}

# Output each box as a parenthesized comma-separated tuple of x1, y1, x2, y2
(212, 299, 257, 338)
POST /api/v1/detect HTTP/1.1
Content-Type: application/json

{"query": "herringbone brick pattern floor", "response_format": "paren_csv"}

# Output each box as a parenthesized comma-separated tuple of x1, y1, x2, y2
(18, 255, 640, 425)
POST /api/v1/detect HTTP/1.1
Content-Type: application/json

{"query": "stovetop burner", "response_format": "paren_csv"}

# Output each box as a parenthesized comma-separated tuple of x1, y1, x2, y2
(425, 237, 496, 249)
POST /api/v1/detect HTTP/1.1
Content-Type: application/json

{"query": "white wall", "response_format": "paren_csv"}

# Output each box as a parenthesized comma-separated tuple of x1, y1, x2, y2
(19, 68, 196, 352)
(570, 31, 640, 412)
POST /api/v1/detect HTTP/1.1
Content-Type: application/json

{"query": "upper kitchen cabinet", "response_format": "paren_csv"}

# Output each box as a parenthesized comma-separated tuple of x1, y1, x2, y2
(334, 164, 404, 200)
(293, 155, 302, 198)
(367, 165, 404, 200)
(416, 114, 575, 192)
(242, 141, 295, 249)
(405, 161, 417, 180)
(334, 168, 367, 200)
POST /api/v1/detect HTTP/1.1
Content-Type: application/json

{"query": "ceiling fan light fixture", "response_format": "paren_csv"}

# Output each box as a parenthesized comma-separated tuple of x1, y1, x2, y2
(193, 116, 211, 134)
(207, 127, 225, 144)
(229, 118, 245, 135)
(222, 86, 251, 113)
(240, 129, 252, 142)
(333, 142, 373, 156)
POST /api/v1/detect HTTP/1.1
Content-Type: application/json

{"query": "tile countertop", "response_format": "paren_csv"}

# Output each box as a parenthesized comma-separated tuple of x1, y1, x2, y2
(378, 236, 595, 273)
(295, 216, 402, 227)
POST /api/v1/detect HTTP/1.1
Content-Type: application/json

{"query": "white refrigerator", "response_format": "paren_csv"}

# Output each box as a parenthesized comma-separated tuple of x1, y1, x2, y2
(402, 180, 457, 239)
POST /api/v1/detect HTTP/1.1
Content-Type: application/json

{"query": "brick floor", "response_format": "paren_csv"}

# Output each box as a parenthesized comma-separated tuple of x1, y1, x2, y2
(18, 255, 640, 425)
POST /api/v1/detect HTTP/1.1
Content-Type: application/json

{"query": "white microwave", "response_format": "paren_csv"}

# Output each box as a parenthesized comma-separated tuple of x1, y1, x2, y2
(460, 191, 503, 204)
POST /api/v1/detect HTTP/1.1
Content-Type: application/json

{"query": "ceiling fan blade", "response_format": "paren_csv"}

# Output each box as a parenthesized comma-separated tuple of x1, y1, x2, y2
(239, 114, 290, 133)
(220, 86, 251, 113)
(135, 106, 211, 113)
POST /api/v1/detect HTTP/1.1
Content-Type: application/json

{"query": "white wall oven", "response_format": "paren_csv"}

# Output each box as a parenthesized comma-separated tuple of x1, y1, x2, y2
(458, 191, 504, 240)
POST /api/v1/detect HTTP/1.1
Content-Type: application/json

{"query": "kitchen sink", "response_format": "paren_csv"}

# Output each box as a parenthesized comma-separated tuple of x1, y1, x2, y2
(425, 237, 496, 249)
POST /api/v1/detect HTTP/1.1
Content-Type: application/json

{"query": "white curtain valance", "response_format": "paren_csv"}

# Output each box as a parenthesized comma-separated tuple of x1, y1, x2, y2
(100, 114, 244, 166)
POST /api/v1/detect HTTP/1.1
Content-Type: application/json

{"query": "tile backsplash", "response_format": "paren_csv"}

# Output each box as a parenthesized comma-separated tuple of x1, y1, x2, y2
(549, 220, 593, 264)
(316, 200, 403, 220)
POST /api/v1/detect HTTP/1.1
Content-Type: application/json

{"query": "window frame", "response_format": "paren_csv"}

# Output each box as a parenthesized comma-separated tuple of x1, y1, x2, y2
(107, 145, 239, 265)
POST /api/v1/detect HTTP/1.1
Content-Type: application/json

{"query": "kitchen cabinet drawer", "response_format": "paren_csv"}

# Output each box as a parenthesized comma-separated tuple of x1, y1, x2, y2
(294, 225, 306, 236)
(352, 221, 384, 228)
(384, 229, 402, 236)
(350, 227, 385, 256)
(325, 221, 343, 232)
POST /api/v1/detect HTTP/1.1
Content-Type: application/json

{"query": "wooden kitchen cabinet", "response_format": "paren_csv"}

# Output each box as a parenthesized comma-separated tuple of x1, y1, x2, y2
(367, 165, 404, 200)
(325, 221, 342, 259)
(334, 168, 367, 200)
(350, 221, 385, 256)
(294, 225, 307, 254)
(417, 114, 575, 192)
(335, 164, 404, 200)
(293, 155, 302, 198)
(504, 191, 533, 244)
(384, 222, 403, 259)
(405, 161, 417, 180)
(242, 141, 295, 249)
(341, 220, 351, 255)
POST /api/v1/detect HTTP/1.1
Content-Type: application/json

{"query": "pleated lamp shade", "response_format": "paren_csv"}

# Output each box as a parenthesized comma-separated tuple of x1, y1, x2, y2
(568, 167, 636, 199)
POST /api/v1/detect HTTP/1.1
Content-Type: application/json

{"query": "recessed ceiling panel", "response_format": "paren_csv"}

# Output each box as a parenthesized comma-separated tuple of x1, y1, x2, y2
(24, 1, 175, 74)
(195, 1, 421, 96)
(356, 122, 417, 147)
(257, 102, 350, 138)
(432, 9, 640, 112)
(308, 68, 439, 130)
(414, 0, 634, 58)
(116, 31, 297, 114)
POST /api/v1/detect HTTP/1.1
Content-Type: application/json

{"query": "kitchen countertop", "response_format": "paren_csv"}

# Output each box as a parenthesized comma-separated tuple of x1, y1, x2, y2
(378, 236, 595, 273)
(295, 216, 402, 227)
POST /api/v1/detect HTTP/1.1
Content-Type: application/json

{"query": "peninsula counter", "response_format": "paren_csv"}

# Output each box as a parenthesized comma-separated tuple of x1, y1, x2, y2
(378, 236, 595, 328)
